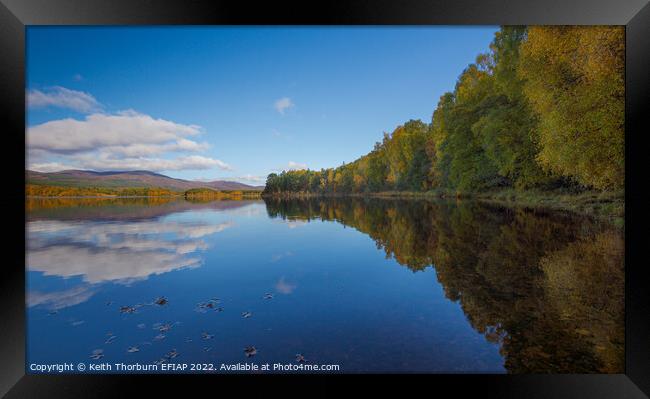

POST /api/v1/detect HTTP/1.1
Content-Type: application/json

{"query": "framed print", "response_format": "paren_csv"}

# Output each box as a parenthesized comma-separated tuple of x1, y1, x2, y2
(0, 0, 648, 397)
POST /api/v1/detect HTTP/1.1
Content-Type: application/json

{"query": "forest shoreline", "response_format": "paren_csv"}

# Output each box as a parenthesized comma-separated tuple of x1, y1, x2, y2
(263, 26, 624, 229)
(261, 188, 624, 226)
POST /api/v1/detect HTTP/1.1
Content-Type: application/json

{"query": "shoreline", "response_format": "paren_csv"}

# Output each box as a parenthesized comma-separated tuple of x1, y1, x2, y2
(26, 195, 183, 199)
(261, 189, 624, 226)
(25, 193, 263, 199)
(26, 188, 624, 226)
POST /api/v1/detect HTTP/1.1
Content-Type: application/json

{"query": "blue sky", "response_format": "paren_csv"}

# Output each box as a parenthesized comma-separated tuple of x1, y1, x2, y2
(26, 26, 498, 184)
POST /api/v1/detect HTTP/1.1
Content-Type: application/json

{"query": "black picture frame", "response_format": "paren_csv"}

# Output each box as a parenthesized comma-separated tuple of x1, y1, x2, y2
(1, 0, 648, 397)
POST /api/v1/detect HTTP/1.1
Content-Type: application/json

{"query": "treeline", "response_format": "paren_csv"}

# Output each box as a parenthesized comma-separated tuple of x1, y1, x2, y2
(264, 26, 624, 196)
(26, 184, 264, 199)
(183, 188, 261, 200)
(26, 184, 177, 197)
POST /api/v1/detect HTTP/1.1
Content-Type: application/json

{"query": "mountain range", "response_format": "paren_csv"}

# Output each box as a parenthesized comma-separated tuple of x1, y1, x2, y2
(26, 170, 264, 191)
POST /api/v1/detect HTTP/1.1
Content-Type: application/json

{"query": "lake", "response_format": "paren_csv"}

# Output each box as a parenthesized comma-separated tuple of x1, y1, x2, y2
(26, 197, 624, 373)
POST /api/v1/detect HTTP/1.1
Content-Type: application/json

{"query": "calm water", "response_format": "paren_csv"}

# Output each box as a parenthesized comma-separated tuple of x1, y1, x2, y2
(26, 197, 624, 373)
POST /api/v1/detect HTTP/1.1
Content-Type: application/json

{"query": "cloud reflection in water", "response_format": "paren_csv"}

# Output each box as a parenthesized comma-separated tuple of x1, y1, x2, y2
(27, 219, 233, 285)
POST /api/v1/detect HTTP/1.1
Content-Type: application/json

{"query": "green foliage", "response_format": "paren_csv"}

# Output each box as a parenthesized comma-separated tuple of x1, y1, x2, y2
(518, 26, 624, 190)
(263, 120, 431, 195)
(445, 63, 502, 191)
(263, 26, 624, 195)
(474, 26, 553, 189)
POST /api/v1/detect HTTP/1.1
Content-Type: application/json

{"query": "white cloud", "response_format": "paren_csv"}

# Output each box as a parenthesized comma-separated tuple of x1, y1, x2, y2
(28, 162, 72, 173)
(193, 175, 264, 185)
(28, 110, 201, 153)
(287, 161, 308, 170)
(27, 86, 101, 113)
(270, 251, 293, 262)
(274, 97, 294, 115)
(235, 174, 266, 184)
(101, 139, 210, 158)
(270, 161, 308, 173)
(27, 110, 231, 173)
(67, 154, 231, 172)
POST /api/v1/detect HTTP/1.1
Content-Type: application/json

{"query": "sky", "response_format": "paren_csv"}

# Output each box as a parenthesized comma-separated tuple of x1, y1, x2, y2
(26, 26, 498, 185)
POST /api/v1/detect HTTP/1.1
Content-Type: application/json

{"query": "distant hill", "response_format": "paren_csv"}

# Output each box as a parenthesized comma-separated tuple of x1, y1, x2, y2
(26, 170, 264, 191)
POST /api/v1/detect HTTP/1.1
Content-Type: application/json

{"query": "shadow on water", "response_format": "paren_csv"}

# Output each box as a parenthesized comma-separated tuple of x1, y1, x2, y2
(263, 197, 624, 373)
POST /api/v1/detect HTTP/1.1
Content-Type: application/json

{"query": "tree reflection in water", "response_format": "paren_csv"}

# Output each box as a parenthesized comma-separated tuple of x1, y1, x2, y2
(264, 197, 624, 373)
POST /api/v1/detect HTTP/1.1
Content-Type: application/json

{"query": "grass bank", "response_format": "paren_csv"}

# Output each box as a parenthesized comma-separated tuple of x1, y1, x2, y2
(470, 189, 624, 226)
(373, 188, 624, 226)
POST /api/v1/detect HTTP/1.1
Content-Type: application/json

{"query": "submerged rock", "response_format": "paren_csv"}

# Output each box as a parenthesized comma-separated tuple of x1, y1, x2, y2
(244, 346, 257, 357)
(154, 357, 167, 365)
(155, 323, 172, 333)
(119, 305, 137, 314)
(89, 349, 104, 360)
(196, 298, 222, 313)
(154, 297, 168, 306)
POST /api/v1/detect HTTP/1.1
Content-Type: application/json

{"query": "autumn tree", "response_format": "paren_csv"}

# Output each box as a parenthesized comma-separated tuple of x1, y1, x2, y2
(262, 26, 624, 196)
(518, 26, 624, 190)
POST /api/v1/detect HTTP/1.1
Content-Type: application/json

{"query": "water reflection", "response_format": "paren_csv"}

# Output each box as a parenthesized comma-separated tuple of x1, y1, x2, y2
(263, 197, 624, 373)
(26, 197, 623, 373)
(28, 286, 96, 310)
(28, 219, 232, 284)
(26, 198, 247, 312)
(27, 197, 259, 222)
(275, 277, 297, 294)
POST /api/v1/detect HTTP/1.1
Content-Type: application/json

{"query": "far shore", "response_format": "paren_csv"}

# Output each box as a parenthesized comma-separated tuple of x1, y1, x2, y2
(26, 187, 624, 226)
(26, 195, 183, 199)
